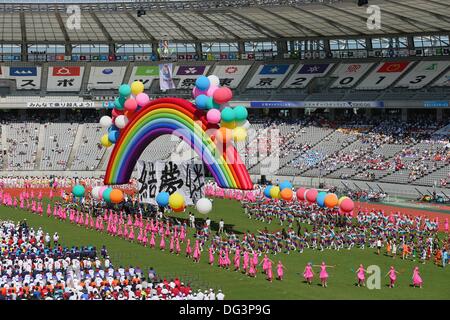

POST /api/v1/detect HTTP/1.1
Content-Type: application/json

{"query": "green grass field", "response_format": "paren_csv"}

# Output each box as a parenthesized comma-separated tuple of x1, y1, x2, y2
(0, 198, 448, 300)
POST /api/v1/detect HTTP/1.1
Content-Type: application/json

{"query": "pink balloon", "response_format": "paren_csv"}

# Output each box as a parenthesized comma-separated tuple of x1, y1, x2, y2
(206, 109, 221, 124)
(340, 198, 354, 212)
(98, 186, 108, 200)
(296, 187, 306, 201)
(213, 87, 233, 104)
(136, 93, 150, 106)
(124, 98, 138, 112)
(306, 188, 318, 203)
(206, 85, 219, 97)
(192, 87, 207, 99)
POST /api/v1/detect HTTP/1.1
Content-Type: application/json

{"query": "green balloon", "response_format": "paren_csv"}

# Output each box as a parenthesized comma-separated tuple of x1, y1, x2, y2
(72, 185, 85, 198)
(234, 106, 248, 122)
(103, 187, 113, 202)
(221, 107, 235, 122)
(206, 96, 215, 110)
(119, 84, 131, 97)
(114, 98, 124, 110)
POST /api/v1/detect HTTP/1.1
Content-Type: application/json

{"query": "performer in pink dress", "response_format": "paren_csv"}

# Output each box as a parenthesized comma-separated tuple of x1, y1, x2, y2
(159, 234, 166, 251)
(185, 239, 192, 257)
(266, 259, 274, 282)
(386, 266, 399, 288)
(175, 237, 181, 255)
(243, 251, 249, 274)
(314, 262, 335, 288)
(233, 248, 241, 271)
(277, 261, 285, 281)
(208, 246, 214, 266)
(149, 232, 156, 248)
(303, 262, 314, 285)
(356, 264, 367, 287)
(412, 266, 423, 288)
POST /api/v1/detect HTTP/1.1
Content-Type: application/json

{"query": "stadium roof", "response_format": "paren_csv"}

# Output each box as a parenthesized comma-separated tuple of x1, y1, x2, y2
(0, 0, 449, 43)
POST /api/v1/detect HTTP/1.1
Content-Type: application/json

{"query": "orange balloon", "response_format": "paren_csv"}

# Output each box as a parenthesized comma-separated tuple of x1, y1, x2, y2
(110, 189, 124, 204)
(324, 193, 338, 208)
(173, 206, 185, 213)
(280, 188, 293, 201)
(216, 127, 232, 143)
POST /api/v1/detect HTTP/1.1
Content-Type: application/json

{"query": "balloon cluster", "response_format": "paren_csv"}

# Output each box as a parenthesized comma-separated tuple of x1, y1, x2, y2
(155, 192, 185, 212)
(99, 81, 148, 147)
(156, 191, 213, 214)
(296, 187, 354, 213)
(193, 75, 250, 143)
(91, 186, 124, 204)
(263, 180, 293, 201)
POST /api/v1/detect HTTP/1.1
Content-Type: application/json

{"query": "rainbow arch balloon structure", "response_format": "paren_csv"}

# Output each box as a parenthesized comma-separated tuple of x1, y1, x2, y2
(104, 97, 253, 190)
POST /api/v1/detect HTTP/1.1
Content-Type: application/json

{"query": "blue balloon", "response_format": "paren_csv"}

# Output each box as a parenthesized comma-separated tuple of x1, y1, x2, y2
(108, 125, 119, 133)
(264, 185, 273, 198)
(195, 94, 209, 109)
(195, 76, 210, 91)
(156, 192, 170, 207)
(279, 180, 292, 191)
(108, 130, 120, 143)
(316, 191, 327, 208)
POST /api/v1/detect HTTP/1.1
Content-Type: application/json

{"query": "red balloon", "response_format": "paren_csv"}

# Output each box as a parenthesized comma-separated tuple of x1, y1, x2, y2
(213, 87, 233, 104)
(296, 188, 306, 200)
(306, 188, 318, 203)
(112, 108, 124, 118)
(124, 98, 138, 112)
(340, 198, 354, 212)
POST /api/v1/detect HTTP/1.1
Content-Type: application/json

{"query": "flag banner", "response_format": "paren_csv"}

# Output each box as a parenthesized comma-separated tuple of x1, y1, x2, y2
(395, 61, 449, 89)
(283, 63, 332, 88)
(247, 64, 293, 89)
(1, 66, 42, 90)
(330, 63, 373, 88)
(47, 66, 84, 92)
(431, 71, 450, 87)
(128, 65, 159, 89)
(159, 63, 176, 91)
(174, 65, 210, 89)
(357, 61, 412, 90)
(87, 66, 126, 89)
(212, 64, 252, 88)
(137, 160, 205, 206)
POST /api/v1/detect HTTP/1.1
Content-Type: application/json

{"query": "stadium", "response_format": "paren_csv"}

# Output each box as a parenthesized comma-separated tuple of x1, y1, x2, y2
(0, 0, 448, 303)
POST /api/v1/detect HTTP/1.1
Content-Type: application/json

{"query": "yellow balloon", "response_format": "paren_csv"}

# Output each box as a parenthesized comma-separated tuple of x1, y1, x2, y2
(233, 127, 247, 142)
(169, 192, 185, 209)
(100, 134, 112, 147)
(338, 196, 349, 206)
(270, 186, 280, 199)
(221, 121, 236, 129)
(131, 81, 145, 96)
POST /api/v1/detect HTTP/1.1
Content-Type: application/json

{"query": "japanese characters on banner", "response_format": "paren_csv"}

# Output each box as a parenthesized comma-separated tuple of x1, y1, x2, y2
(357, 61, 411, 90)
(137, 160, 205, 206)
(330, 63, 373, 88)
(47, 66, 84, 91)
(212, 64, 252, 88)
(0, 66, 42, 90)
(87, 66, 127, 89)
(431, 71, 450, 87)
(395, 61, 449, 89)
(174, 65, 211, 89)
(128, 65, 159, 89)
(26, 102, 95, 109)
(247, 64, 293, 89)
(283, 63, 333, 88)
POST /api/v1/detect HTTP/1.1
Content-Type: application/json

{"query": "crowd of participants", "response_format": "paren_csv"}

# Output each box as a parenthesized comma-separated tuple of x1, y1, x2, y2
(240, 196, 448, 267)
(0, 220, 225, 300)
